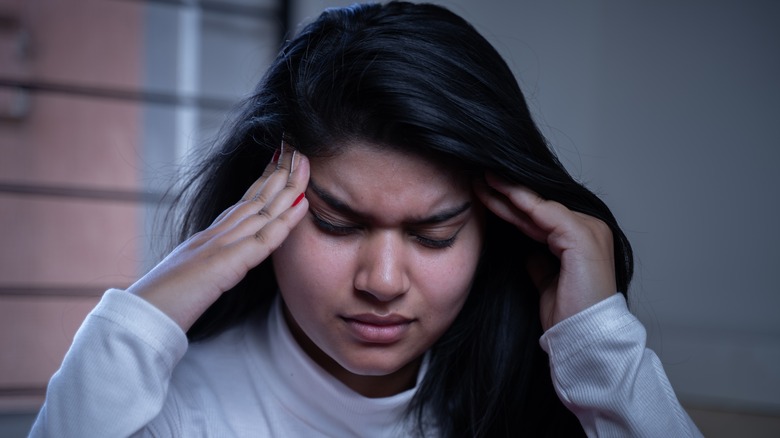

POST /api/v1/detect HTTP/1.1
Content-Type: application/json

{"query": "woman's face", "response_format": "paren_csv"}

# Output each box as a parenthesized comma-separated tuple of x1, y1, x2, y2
(272, 142, 483, 397)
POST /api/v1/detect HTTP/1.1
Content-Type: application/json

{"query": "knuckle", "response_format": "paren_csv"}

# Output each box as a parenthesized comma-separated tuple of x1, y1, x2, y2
(256, 208, 273, 220)
(588, 219, 614, 246)
(189, 229, 213, 245)
(590, 217, 611, 235)
(252, 192, 270, 205)
(253, 229, 270, 245)
(285, 179, 296, 189)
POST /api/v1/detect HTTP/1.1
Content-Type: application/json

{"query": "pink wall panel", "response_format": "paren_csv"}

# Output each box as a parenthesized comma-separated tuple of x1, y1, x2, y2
(0, 93, 140, 189)
(0, 0, 145, 415)
(0, 0, 142, 89)
(0, 195, 142, 286)
(0, 296, 99, 411)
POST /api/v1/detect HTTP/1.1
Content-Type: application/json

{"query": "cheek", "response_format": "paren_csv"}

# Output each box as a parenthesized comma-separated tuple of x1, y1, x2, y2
(416, 236, 482, 317)
(421, 262, 474, 313)
(272, 223, 350, 299)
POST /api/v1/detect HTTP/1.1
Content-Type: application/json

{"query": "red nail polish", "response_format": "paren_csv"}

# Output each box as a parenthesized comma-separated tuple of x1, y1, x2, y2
(292, 193, 305, 207)
(272, 149, 281, 164)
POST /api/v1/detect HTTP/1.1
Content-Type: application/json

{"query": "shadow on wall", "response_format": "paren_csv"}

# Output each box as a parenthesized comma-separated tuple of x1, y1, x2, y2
(0, 413, 37, 438)
(688, 408, 780, 438)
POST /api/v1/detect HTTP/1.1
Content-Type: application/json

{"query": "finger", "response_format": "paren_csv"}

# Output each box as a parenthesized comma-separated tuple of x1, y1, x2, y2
(483, 173, 548, 222)
(257, 150, 308, 219)
(215, 144, 300, 229)
(473, 176, 548, 242)
(240, 144, 283, 202)
(218, 189, 310, 274)
(482, 174, 580, 243)
(212, 147, 280, 224)
(248, 142, 299, 211)
(225, 139, 287, 218)
(224, 153, 309, 239)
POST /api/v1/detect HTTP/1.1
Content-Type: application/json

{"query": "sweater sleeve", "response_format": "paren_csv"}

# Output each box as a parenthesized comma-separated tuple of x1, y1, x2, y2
(539, 294, 703, 438)
(29, 289, 188, 438)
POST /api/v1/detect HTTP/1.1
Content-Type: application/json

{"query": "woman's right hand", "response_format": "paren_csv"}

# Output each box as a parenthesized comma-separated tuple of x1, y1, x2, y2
(126, 146, 310, 331)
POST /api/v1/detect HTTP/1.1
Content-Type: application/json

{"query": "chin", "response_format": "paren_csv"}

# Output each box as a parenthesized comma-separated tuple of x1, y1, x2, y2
(337, 349, 419, 377)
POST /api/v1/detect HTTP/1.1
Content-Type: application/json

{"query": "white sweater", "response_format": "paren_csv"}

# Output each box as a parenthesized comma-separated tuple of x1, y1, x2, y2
(29, 290, 702, 437)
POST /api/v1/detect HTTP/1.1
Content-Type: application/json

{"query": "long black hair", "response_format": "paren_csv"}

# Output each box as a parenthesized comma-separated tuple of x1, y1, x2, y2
(171, 2, 633, 436)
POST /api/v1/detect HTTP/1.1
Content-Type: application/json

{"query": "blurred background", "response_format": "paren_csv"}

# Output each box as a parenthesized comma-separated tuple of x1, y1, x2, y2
(0, 0, 778, 436)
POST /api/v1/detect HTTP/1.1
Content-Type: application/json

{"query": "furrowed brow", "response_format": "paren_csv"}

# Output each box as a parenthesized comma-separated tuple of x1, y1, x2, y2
(404, 202, 472, 226)
(307, 179, 471, 225)
(308, 179, 363, 218)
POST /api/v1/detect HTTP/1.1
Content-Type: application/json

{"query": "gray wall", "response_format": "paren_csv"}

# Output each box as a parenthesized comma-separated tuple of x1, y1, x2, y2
(293, 0, 780, 415)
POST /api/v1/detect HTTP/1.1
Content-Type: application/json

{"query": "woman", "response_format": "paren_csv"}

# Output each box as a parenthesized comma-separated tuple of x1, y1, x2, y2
(30, 2, 701, 436)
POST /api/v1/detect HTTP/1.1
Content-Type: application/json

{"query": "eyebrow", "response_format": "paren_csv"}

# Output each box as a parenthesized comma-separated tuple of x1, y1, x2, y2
(307, 179, 472, 226)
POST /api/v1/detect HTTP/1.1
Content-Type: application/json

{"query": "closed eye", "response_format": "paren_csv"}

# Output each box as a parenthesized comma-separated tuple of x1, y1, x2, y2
(310, 206, 463, 250)
(414, 234, 457, 249)
(310, 211, 359, 236)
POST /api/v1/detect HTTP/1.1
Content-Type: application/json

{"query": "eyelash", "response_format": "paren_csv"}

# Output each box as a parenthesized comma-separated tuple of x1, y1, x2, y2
(310, 214, 354, 236)
(310, 213, 457, 249)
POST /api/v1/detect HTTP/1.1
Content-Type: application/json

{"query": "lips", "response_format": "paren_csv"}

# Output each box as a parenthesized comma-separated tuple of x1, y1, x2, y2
(342, 314, 414, 344)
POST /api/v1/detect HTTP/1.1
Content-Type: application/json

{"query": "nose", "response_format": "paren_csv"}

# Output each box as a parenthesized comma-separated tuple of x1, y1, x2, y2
(353, 231, 410, 302)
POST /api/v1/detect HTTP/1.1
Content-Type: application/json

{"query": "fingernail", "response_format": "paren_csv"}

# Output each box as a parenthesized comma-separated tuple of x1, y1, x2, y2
(272, 148, 281, 164)
(290, 150, 297, 174)
(276, 141, 286, 169)
(292, 192, 305, 207)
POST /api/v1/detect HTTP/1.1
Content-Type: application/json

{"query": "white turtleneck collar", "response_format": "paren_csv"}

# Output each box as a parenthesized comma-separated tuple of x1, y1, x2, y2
(242, 296, 430, 437)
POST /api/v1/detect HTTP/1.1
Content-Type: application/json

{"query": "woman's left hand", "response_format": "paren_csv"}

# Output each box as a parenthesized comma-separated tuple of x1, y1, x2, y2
(475, 174, 617, 331)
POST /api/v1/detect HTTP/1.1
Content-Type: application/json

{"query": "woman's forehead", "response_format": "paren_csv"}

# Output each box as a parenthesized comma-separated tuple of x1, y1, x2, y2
(309, 142, 469, 188)
(307, 143, 473, 218)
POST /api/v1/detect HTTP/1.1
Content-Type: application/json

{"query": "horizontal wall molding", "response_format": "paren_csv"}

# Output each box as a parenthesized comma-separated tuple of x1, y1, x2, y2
(0, 182, 168, 204)
(0, 77, 236, 110)
(0, 286, 114, 297)
(120, 0, 282, 20)
(0, 387, 46, 397)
